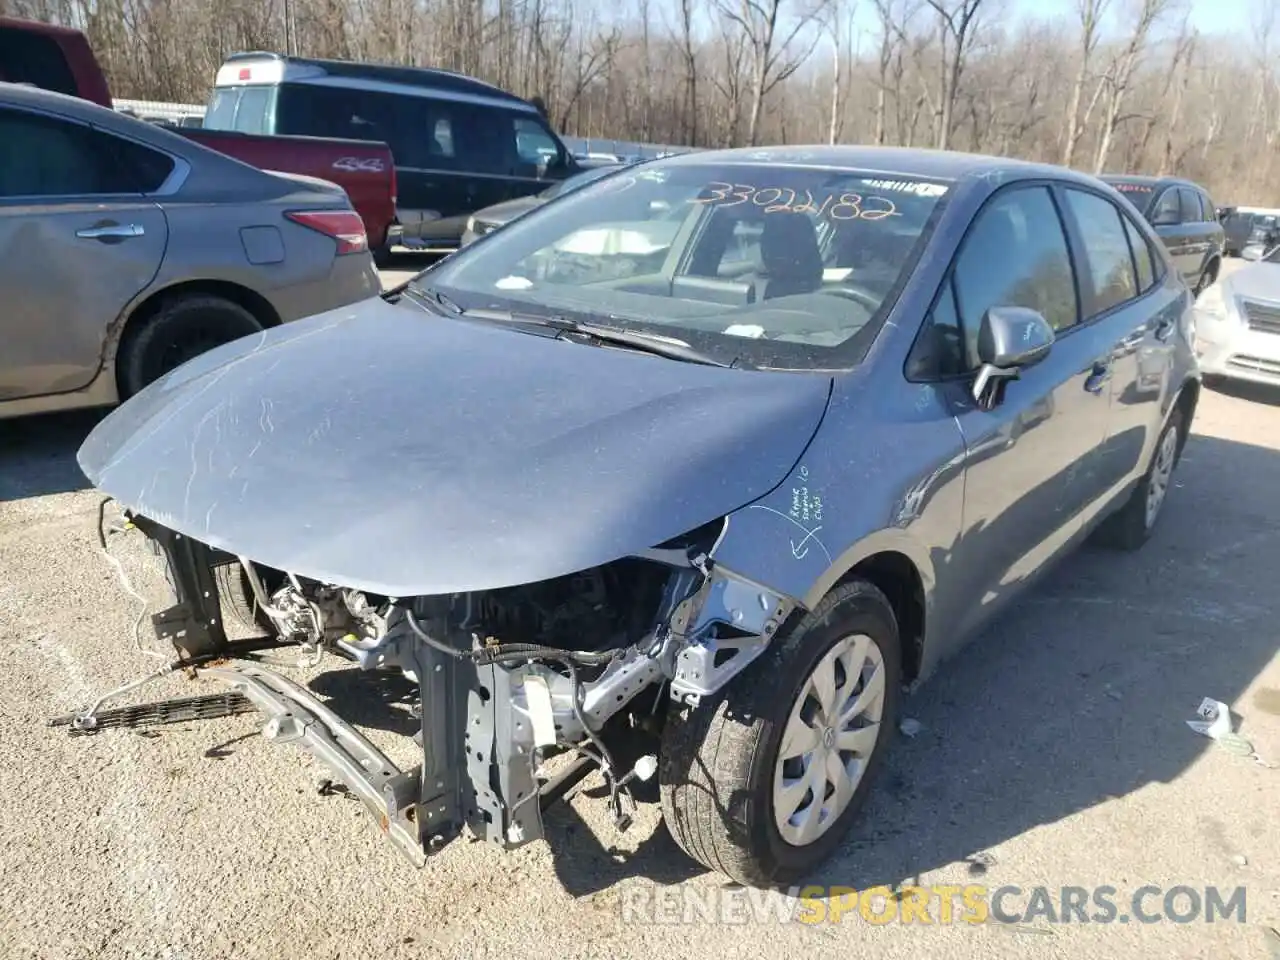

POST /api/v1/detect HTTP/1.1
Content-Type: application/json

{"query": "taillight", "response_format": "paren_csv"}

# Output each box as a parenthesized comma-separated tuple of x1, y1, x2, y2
(285, 210, 369, 256)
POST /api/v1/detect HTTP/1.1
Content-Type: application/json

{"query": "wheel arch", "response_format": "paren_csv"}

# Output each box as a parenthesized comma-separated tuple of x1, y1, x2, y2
(803, 531, 933, 683)
(1172, 375, 1200, 462)
(111, 278, 283, 390)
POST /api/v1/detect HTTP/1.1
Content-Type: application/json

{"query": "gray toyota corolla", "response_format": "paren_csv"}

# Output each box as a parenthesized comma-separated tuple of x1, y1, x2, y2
(75, 145, 1200, 886)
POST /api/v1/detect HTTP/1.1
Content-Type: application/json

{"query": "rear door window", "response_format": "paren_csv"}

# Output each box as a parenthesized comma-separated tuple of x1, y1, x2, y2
(1063, 189, 1139, 317)
(1122, 213, 1156, 292)
(0, 108, 173, 196)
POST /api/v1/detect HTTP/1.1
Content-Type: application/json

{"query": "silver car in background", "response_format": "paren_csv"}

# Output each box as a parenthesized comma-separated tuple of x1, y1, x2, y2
(1194, 242, 1280, 387)
(460, 163, 628, 246)
(0, 83, 380, 421)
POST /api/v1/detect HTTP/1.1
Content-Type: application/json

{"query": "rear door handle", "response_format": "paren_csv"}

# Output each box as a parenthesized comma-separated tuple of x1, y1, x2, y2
(76, 222, 144, 241)
(1084, 361, 1111, 394)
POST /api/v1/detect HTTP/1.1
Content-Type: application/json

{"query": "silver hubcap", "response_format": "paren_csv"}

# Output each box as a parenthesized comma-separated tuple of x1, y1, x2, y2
(772, 634, 885, 847)
(1145, 425, 1179, 528)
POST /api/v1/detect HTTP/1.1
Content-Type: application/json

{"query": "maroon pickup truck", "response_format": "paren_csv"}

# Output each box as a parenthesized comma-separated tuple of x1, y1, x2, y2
(0, 16, 400, 259)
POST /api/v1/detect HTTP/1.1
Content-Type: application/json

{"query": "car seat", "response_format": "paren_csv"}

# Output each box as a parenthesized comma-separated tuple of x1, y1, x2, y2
(753, 212, 825, 300)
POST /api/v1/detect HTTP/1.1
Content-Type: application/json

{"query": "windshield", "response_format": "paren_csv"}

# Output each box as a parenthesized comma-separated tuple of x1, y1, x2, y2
(538, 164, 626, 201)
(417, 162, 950, 369)
(204, 85, 276, 134)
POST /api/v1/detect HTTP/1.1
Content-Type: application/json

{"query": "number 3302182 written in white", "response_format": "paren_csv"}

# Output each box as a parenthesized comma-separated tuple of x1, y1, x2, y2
(691, 183, 901, 221)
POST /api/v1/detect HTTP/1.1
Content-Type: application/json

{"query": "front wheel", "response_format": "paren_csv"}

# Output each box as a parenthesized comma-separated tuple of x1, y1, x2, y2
(659, 579, 901, 886)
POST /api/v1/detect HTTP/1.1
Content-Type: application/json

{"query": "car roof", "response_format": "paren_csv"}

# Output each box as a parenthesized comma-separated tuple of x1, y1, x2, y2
(0, 80, 116, 121)
(1099, 173, 1205, 191)
(218, 52, 539, 114)
(656, 144, 1120, 188)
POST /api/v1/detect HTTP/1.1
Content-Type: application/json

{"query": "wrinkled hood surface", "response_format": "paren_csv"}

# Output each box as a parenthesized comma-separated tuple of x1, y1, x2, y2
(78, 297, 832, 596)
(1224, 261, 1280, 303)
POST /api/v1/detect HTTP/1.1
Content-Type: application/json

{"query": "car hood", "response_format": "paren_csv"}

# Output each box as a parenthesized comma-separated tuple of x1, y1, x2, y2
(473, 195, 543, 226)
(1224, 261, 1280, 302)
(78, 297, 832, 596)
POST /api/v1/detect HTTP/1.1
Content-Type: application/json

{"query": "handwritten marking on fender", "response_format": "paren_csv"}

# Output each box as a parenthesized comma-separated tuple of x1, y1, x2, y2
(748, 503, 832, 564)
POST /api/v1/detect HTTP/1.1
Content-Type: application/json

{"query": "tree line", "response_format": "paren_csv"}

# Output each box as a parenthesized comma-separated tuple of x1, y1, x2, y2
(4, 0, 1278, 205)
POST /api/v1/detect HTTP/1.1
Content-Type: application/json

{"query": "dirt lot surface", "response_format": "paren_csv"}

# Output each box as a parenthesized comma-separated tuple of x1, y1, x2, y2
(1, 260, 1278, 959)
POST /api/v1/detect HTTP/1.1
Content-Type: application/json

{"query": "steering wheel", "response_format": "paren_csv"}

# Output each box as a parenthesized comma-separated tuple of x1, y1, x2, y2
(822, 285, 881, 311)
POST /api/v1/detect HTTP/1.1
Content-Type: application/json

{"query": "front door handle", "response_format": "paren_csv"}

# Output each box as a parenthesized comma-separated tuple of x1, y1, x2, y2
(1153, 315, 1176, 341)
(76, 222, 144, 242)
(1084, 361, 1111, 395)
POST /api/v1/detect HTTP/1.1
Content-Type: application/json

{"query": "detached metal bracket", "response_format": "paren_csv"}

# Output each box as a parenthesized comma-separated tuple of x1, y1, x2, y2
(131, 516, 228, 659)
(200, 662, 430, 867)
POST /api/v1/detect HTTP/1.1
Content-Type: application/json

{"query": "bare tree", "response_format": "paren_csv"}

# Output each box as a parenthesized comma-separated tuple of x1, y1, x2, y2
(1093, 0, 1175, 173)
(923, 0, 986, 150)
(870, 0, 918, 145)
(715, 0, 828, 145)
(1061, 0, 1110, 167)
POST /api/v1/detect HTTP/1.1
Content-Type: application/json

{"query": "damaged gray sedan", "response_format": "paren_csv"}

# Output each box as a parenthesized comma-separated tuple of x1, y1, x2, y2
(75, 146, 1200, 885)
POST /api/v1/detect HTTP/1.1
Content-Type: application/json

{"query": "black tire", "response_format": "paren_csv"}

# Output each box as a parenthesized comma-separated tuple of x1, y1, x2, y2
(213, 559, 268, 634)
(658, 579, 902, 886)
(1193, 259, 1219, 298)
(118, 294, 263, 399)
(1092, 406, 1185, 551)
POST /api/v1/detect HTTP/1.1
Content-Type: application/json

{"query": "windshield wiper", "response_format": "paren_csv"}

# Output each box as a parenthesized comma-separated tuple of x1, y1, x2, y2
(401, 285, 464, 315)
(458, 308, 737, 368)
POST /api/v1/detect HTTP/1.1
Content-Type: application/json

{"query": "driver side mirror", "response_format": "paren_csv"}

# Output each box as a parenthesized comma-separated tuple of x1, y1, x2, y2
(971, 306, 1055, 411)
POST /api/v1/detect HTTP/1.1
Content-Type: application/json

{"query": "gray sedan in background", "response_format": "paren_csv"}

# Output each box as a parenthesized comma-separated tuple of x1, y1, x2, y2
(0, 83, 380, 421)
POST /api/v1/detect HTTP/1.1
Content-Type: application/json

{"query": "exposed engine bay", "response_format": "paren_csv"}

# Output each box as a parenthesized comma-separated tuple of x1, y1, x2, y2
(69, 505, 797, 865)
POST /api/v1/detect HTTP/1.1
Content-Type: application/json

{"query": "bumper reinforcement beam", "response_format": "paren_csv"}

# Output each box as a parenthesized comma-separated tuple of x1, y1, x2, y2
(200, 662, 429, 867)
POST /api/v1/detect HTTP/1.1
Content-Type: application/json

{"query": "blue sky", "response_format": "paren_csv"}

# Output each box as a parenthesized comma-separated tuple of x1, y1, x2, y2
(803, 0, 1257, 46)
(1018, 0, 1254, 37)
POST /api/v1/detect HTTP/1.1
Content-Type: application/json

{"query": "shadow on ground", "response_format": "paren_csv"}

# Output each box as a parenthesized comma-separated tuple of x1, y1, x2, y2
(0, 409, 104, 501)
(9, 404, 1278, 899)
(539, 431, 1280, 895)
(1206, 377, 1280, 407)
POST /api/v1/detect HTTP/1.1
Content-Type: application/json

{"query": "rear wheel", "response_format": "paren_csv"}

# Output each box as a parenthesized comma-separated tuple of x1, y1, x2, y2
(659, 579, 901, 886)
(118, 294, 263, 398)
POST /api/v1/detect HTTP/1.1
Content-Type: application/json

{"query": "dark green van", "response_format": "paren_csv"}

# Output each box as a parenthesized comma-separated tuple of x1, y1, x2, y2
(204, 53, 581, 250)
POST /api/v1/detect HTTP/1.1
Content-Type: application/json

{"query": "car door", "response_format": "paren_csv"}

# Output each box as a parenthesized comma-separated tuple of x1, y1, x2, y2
(0, 104, 169, 401)
(926, 183, 1115, 636)
(1179, 187, 1213, 280)
(1056, 185, 1177, 493)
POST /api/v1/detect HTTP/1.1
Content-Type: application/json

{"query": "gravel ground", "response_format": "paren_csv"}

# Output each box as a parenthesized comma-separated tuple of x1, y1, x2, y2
(1, 260, 1278, 960)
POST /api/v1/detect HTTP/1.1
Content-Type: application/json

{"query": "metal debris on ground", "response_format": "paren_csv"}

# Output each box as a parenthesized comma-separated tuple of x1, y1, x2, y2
(49, 690, 256, 735)
(1185, 696, 1277, 768)
(899, 717, 924, 738)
